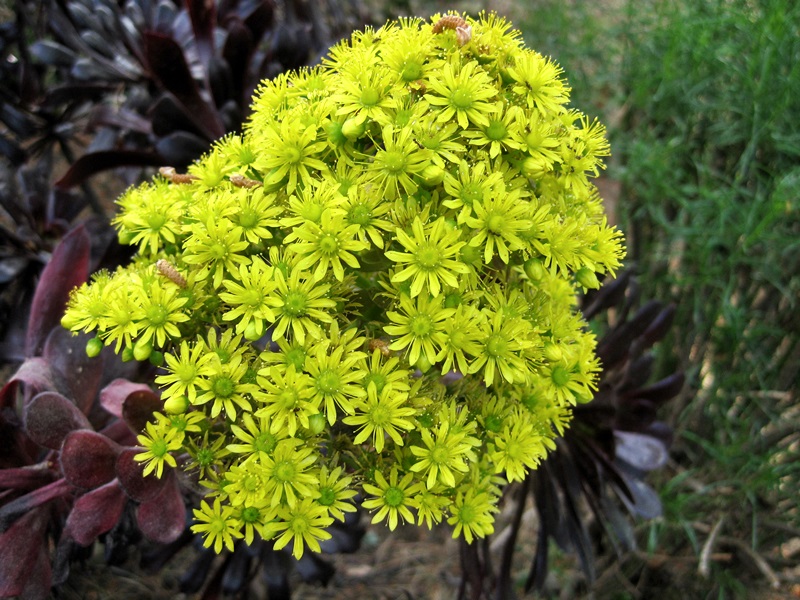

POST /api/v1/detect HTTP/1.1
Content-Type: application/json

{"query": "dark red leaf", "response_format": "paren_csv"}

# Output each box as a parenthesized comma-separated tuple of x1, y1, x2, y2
(54, 150, 165, 189)
(43, 327, 104, 415)
(60, 430, 119, 489)
(123, 390, 163, 434)
(116, 448, 168, 502)
(24, 391, 92, 450)
(0, 465, 54, 491)
(0, 508, 50, 597)
(0, 478, 71, 531)
(65, 479, 127, 546)
(136, 475, 186, 544)
(187, 0, 217, 68)
(143, 32, 225, 140)
(99, 379, 153, 418)
(621, 372, 685, 405)
(24, 226, 90, 357)
(0, 357, 55, 409)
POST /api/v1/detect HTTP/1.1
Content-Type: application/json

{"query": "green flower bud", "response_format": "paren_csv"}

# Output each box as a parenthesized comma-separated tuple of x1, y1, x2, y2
(308, 413, 327, 435)
(420, 164, 445, 187)
(149, 350, 164, 366)
(85, 337, 104, 358)
(415, 354, 432, 373)
(133, 339, 153, 362)
(576, 267, 601, 290)
(542, 342, 563, 363)
(341, 116, 367, 140)
(524, 258, 545, 281)
(244, 320, 265, 341)
(121, 347, 134, 362)
(163, 395, 190, 414)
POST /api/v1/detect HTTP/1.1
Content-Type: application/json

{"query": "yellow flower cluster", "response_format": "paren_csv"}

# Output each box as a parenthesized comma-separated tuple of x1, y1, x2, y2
(62, 12, 624, 558)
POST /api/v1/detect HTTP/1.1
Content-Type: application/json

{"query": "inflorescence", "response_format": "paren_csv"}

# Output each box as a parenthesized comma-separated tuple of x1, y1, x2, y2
(62, 12, 625, 559)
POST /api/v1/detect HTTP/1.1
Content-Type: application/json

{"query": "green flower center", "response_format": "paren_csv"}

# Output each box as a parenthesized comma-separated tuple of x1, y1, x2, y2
(487, 214, 505, 233)
(486, 120, 507, 140)
(382, 150, 407, 173)
(450, 329, 467, 347)
(238, 209, 258, 229)
(285, 346, 307, 370)
(364, 372, 387, 393)
(196, 448, 215, 467)
(460, 183, 483, 206)
(370, 403, 390, 425)
(416, 244, 441, 269)
(278, 388, 299, 409)
(316, 369, 341, 394)
(401, 61, 423, 81)
(244, 288, 263, 307)
(210, 243, 227, 260)
(457, 503, 476, 523)
(150, 438, 168, 458)
(147, 213, 167, 231)
(301, 202, 324, 222)
(243, 473, 259, 491)
(409, 314, 433, 337)
(318, 487, 336, 506)
(486, 333, 508, 357)
(319, 234, 339, 255)
(285, 144, 302, 164)
(284, 290, 308, 317)
(431, 443, 450, 465)
(551, 365, 570, 387)
(213, 376, 235, 398)
(451, 88, 474, 109)
(254, 431, 277, 454)
(349, 204, 372, 226)
(384, 485, 405, 507)
(146, 304, 168, 326)
(485, 414, 503, 433)
(360, 87, 380, 107)
(241, 506, 260, 523)
(274, 461, 296, 482)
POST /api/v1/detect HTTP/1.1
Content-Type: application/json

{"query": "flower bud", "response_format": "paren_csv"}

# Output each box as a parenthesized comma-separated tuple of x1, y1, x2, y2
(85, 337, 104, 358)
(524, 257, 545, 281)
(542, 342, 563, 363)
(133, 339, 153, 362)
(576, 267, 600, 290)
(244, 320, 265, 341)
(149, 350, 164, 367)
(341, 117, 367, 140)
(420, 164, 445, 187)
(308, 413, 327, 435)
(163, 395, 189, 414)
(415, 354, 432, 373)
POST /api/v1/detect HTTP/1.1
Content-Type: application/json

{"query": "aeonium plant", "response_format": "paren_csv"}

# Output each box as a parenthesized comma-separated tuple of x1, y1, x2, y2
(60, 12, 625, 561)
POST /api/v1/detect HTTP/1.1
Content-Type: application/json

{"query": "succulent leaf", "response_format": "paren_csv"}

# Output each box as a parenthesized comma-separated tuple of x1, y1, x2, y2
(64, 479, 127, 546)
(136, 474, 186, 544)
(23, 391, 92, 450)
(115, 447, 167, 502)
(60, 430, 120, 489)
(24, 226, 91, 358)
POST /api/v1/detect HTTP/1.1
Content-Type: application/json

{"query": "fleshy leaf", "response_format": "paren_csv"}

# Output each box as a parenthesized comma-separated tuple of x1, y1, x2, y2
(115, 448, 167, 502)
(0, 478, 71, 532)
(60, 430, 119, 489)
(43, 327, 104, 414)
(99, 378, 158, 421)
(25, 226, 90, 357)
(136, 475, 186, 544)
(0, 466, 54, 491)
(0, 508, 50, 597)
(55, 149, 164, 189)
(614, 431, 669, 472)
(24, 391, 92, 450)
(64, 479, 127, 546)
(0, 357, 54, 409)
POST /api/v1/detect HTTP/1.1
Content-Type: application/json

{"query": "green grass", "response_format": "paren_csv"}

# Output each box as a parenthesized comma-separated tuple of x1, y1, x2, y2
(517, 0, 800, 595)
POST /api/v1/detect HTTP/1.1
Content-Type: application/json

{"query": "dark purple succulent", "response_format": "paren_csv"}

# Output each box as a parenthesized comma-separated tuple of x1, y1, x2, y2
(457, 271, 685, 599)
(0, 227, 186, 598)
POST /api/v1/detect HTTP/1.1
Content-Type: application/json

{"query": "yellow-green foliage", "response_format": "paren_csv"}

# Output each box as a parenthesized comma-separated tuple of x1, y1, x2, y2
(62, 12, 624, 559)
